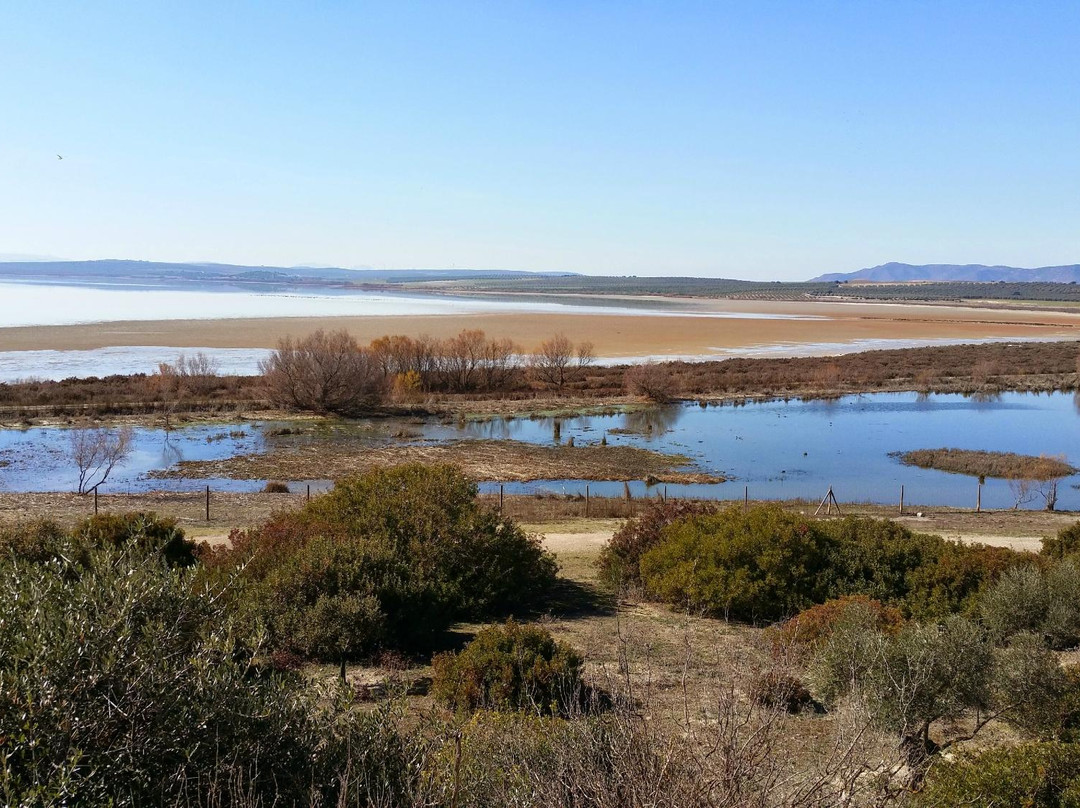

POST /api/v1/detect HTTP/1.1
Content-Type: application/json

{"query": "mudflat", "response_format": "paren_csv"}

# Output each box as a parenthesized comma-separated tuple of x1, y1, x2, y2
(2, 298, 1080, 356)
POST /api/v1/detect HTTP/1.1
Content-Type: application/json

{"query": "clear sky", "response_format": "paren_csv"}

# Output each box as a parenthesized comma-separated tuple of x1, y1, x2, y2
(1, 2, 1078, 280)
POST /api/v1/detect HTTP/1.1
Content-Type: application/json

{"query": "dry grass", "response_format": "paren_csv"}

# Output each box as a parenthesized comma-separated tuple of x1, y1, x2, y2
(151, 439, 722, 485)
(897, 447, 1076, 480)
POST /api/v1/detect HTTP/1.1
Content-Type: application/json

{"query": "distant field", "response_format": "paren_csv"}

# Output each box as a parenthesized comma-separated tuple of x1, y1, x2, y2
(420, 275, 1080, 303)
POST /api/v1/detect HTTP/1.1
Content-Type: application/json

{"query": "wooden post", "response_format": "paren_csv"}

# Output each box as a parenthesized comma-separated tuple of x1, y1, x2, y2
(624, 481, 632, 516)
(744, 485, 748, 511)
(664, 484, 668, 503)
(306, 483, 311, 502)
(205, 485, 210, 521)
(94, 488, 98, 515)
(499, 484, 504, 515)
(585, 484, 590, 518)
(976, 481, 982, 513)
(899, 485, 904, 515)
(815, 486, 842, 517)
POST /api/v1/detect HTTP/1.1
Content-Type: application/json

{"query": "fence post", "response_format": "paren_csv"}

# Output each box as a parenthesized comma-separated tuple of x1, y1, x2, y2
(585, 484, 590, 518)
(205, 485, 210, 521)
(499, 484, 504, 515)
(976, 481, 982, 513)
(664, 484, 668, 503)
(94, 488, 98, 515)
(307, 483, 311, 502)
(899, 484, 904, 515)
(744, 485, 748, 512)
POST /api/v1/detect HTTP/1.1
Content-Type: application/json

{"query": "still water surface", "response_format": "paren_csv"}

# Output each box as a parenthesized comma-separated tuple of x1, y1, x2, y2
(1, 391, 1078, 510)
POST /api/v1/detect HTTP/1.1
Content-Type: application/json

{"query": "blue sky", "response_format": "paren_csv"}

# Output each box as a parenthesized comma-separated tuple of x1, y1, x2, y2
(1, 2, 1078, 280)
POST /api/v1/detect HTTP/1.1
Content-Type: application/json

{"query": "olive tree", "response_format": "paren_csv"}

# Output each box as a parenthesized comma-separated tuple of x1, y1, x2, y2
(809, 607, 1065, 787)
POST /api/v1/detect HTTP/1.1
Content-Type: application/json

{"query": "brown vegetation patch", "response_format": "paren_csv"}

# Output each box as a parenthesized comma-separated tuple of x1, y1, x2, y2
(897, 448, 1077, 480)
(152, 439, 722, 485)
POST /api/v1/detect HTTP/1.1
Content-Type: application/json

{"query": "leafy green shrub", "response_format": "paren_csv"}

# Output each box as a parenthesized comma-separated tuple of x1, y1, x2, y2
(916, 742, 1080, 807)
(432, 621, 583, 715)
(0, 535, 419, 806)
(597, 499, 717, 590)
(214, 464, 558, 660)
(1042, 521, 1080, 559)
(638, 505, 832, 621)
(821, 516, 1025, 619)
(0, 519, 70, 564)
(979, 557, 1080, 649)
(0, 513, 196, 568)
(980, 563, 1049, 642)
(606, 508, 1028, 624)
(73, 511, 197, 567)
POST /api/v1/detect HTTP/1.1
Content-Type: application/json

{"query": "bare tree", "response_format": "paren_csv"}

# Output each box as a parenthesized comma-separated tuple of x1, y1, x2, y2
(528, 334, 595, 389)
(624, 362, 679, 403)
(260, 330, 384, 415)
(69, 425, 134, 494)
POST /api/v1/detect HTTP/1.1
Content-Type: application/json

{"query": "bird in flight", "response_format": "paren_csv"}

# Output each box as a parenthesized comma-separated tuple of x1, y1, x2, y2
(57, 154, 63, 160)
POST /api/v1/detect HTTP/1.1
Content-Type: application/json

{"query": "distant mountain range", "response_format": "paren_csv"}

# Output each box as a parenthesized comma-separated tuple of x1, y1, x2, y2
(811, 262, 1080, 283)
(0, 259, 574, 286)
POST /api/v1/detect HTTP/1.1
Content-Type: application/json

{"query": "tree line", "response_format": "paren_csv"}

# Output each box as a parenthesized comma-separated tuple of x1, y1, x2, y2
(260, 328, 596, 414)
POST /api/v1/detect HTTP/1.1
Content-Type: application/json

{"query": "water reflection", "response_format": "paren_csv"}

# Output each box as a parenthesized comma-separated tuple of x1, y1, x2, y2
(622, 406, 683, 438)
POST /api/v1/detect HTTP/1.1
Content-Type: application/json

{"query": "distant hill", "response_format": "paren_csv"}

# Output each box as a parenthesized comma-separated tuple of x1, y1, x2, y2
(811, 262, 1080, 283)
(0, 259, 574, 287)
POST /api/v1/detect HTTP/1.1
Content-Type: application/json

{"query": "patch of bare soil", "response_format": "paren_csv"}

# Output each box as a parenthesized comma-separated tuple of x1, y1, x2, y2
(151, 439, 723, 485)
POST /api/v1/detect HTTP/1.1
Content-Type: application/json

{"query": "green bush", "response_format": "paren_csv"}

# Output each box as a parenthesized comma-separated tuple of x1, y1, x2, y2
(979, 557, 1080, 649)
(612, 508, 1030, 624)
(638, 505, 832, 621)
(0, 519, 70, 564)
(1042, 521, 1080, 559)
(822, 516, 1024, 619)
(0, 535, 419, 806)
(73, 511, 198, 567)
(916, 742, 1080, 807)
(432, 621, 584, 715)
(0, 513, 196, 568)
(597, 499, 717, 589)
(214, 464, 558, 660)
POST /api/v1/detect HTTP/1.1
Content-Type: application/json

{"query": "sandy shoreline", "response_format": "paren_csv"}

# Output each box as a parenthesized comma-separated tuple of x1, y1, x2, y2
(2, 299, 1080, 357)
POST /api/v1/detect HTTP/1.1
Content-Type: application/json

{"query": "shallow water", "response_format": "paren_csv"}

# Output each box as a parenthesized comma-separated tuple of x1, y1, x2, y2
(0, 280, 821, 328)
(2, 391, 1079, 510)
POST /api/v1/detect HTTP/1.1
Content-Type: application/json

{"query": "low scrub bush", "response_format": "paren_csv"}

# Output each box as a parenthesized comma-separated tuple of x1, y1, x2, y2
(916, 742, 1080, 807)
(608, 508, 1030, 623)
(769, 595, 903, 658)
(597, 499, 717, 590)
(73, 511, 198, 567)
(979, 556, 1080, 649)
(1042, 520, 1080, 559)
(0, 513, 196, 568)
(432, 621, 584, 715)
(639, 505, 833, 621)
(0, 536, 419, 806)
(210, 464, 557, 660)
(749, 672, 818, 714)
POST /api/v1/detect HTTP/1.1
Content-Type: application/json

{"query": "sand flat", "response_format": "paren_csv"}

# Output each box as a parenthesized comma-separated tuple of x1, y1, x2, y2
(1, 299, 1079, 357)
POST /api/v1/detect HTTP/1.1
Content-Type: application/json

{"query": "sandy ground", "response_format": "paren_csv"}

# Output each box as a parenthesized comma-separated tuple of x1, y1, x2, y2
(3, 298, 1080, 356)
